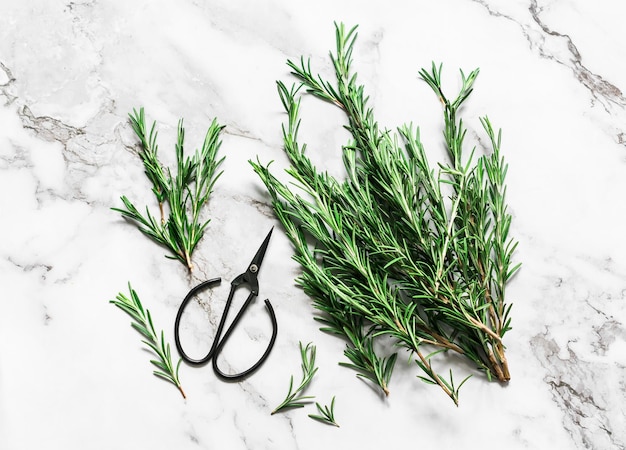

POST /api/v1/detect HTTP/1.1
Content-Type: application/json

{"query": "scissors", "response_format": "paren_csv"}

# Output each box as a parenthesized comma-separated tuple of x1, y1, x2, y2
(174, 228, 278, 381)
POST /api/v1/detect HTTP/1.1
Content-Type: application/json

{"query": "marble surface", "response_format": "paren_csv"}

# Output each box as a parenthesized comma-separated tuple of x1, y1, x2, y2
(1, 1, 625, 449)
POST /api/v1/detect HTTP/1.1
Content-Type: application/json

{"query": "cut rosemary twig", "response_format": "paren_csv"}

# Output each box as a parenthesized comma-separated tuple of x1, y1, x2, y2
(251, 22, 519, 405)
(308, 396, 339, 427)
(110, 283, 186, 398)
(113, 107, 225, 272)
(338, 327, 397, 396)
(271, 342, 318, 414)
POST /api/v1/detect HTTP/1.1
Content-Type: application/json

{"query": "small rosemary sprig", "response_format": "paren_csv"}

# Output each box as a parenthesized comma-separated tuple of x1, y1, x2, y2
(338, 327, 397, 396)
(113, 107, 225, 272)
(111, 283, 186, 398)
(308, 396, 339, 427)
(271, 342, 318, 414)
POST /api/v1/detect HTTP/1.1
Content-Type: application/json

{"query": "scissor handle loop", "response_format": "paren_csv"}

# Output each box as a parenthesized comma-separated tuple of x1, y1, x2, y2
(174, 277, 222, 365)
(212, 298, 278, 381)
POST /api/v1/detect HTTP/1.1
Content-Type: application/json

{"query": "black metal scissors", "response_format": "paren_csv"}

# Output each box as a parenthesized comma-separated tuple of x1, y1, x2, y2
(174, 228, 278, 381)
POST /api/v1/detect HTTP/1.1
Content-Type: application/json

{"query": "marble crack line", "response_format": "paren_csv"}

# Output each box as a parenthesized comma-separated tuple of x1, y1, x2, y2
(180, 418, 204, 448)
(220, 126, 277, 158)
(470, 0, 625, 112)
(546, 376, 624, 450)
(19, 105, 85, 144)
(222, 126, 264, 143)
(530, 332, 623, 449)
(592, 318, 626, 356)
(7, 257, 53, 279)
(0, 60, 16, 86)
(546, 378, 605, 415)
(0, 60, 17, 105)
(0, 141, 32, 169)
(229, 193, 275, 220)
(65, 0, 97, 13)
(528, 0, 625, 110)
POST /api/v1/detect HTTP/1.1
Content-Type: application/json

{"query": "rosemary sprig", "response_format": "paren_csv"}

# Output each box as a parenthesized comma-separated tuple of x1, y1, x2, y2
(110, 283, 186, 398)
(338, 326, 396, 396)
(308, 396, 339, 427)
(251, 23, 519, 405)
(113, 107, 225, 272)
(271, 342, 318, 414)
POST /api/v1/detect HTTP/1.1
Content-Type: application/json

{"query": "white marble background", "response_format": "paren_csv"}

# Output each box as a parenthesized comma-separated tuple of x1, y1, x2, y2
(1, 1, 625, 449)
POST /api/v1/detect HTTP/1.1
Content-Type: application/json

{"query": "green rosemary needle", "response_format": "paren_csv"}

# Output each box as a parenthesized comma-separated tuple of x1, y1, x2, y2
(251, 22, 519, 405)
(308, 396, 339, 427)
(111, 283, 186, 398)
(113, 107, 225, 272)
(271, 342, 318, 414)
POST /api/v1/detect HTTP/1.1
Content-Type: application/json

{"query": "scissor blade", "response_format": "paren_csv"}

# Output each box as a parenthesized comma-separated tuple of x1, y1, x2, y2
(247, 227, 273, 273)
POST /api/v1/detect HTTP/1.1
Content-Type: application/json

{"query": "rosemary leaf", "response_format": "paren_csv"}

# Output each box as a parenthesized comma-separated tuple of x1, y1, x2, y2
(113, 108, 225, 272)
(111, 283, 186, 399)
(308, 396, 339, 427)
(251, 22, 519, 405)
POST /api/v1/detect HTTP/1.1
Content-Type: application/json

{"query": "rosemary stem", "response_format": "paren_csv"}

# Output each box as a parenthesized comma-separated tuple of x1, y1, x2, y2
(468, 316, 503, 343)
(486, 347, 505, 381)
(178, 385, 187, 399)
(434, 179, 464, 292)
(415, 347, 457, 406)
(185, 251, 193, 272)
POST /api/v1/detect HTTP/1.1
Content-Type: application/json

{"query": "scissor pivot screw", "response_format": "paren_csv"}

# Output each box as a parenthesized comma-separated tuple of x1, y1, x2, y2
(250, 264, 258, 273)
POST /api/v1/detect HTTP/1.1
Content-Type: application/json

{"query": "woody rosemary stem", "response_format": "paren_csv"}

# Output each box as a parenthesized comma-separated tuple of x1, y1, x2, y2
(184, 251, 193, 273)
(498, 345, 510, 380)
(178, 386, 187, 399)
(416, 348, 457, 406)
(159, 202, 165, 225)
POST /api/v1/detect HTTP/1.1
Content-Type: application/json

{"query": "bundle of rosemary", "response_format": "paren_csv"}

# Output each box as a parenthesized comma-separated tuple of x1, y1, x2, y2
(251, 23, 519, 405)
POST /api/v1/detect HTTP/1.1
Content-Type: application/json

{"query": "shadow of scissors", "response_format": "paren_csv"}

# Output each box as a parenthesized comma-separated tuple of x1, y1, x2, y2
(174, 228, 278, 381)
